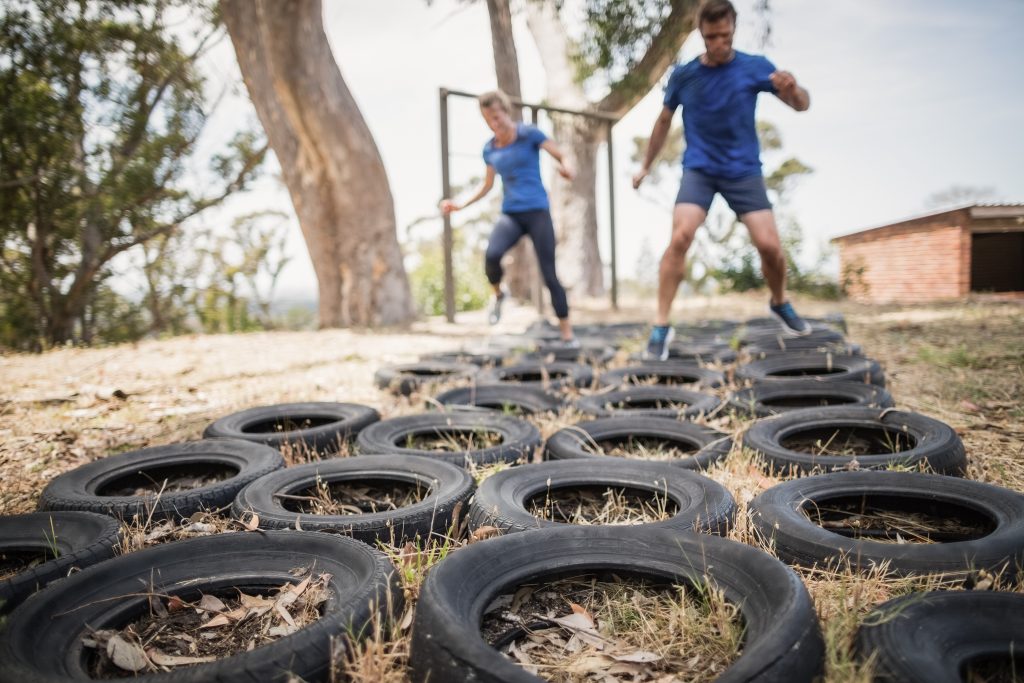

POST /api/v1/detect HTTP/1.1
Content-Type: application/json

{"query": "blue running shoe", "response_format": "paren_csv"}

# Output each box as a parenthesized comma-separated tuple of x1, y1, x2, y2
(769, 300, 812, 336)
(644, 325, 675, 361)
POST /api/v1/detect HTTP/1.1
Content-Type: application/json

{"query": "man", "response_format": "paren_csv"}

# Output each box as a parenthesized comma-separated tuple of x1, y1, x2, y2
(633, 0, 812, 360)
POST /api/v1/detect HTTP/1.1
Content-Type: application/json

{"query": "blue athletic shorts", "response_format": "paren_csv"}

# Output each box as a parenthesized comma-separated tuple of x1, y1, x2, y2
(675, 169, 772, 215)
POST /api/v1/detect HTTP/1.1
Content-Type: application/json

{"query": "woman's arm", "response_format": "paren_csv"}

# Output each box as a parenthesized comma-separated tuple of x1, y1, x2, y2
(540, 139, 575, 180)
(440, 165, 496, 215)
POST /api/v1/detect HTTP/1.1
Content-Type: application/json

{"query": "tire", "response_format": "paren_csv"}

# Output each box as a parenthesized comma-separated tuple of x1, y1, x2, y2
(854, 591, 1024, 683)
(739, 326, 846, 348)
(356, 413, 542, 467)
(522, 341, 616, 366)
(0, 511, 122, 614)
(740, 406, 966, 475)
(476, 361, 595, 391)
(0, 530, 401, 683)
(544, 416, 732, 470)
(410, 525, 824, 683)
(575, 386, 721, 419)
(374, 361, 478, 396)
(420, 350, 509, 367)
(727, 380, 895, 418)
(749, 471, 1024, 576)
(629, 342, 737, 365)
(203, 402, 381, 453)
(598, 363, 726, 390)
(736, 352, 885, 387)
(231, 455, 474, 544)
(467, 459, 735, 535)
(38, 440, 286, 522)
(744, 341, 863, 359)
(431, 385, 564, 415)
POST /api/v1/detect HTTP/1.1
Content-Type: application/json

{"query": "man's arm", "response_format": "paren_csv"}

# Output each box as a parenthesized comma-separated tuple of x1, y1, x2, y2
(632, 106, 675, 189)
(770, 70, 810, 112)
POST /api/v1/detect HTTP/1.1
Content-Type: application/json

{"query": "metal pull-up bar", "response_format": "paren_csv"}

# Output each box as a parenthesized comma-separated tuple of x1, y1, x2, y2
(438, 87, 620, 323)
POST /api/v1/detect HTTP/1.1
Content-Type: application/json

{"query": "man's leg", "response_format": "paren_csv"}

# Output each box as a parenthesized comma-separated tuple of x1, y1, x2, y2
(656, 203, 707, 325)
(741, 208, 811, 335)
(740, 209, 787, 305)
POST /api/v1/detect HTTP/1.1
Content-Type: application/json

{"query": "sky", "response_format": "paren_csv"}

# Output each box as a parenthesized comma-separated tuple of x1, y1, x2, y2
(187, 0, 1024, 301)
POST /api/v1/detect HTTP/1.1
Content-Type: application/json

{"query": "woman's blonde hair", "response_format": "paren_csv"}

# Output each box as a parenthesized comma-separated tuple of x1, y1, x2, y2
(477, 89, 512, 113)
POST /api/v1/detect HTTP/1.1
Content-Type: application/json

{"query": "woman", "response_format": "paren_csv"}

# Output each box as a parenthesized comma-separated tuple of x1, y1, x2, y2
(440, 90, 578, 346)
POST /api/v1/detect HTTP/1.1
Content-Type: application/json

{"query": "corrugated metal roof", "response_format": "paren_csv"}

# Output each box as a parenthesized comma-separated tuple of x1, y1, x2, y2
(831, 203, 1024, 242)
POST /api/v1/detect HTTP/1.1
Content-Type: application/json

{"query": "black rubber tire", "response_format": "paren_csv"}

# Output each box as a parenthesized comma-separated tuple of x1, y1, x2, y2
(0, 530, 401, 683)
(467, 459, 735, 535)
(374, 361, 478, 396)
(740, 406, 967, 475)
(736, 352, 885, 387)
(356, 413, 542, 467)
(420, 350, 509, 367)
(854, 591, 1024, 683)
(597, 363, 726, 389)
(521, 341, 617, 366)
(203, 402, 381, 453)
(476, 361, 595, 391)
(231, 455, 474, 544)
(629, 341, 737, 365)
(574, 386, 721, 419)
(544, 416, 732, 470)
(744, 340, 863, 358)
(431, 384, 564, 415)
(739, 326, 846, 348)
(0, 511, 122, 614)
(749, 471, 1024, 577)
(38, 440, 286, 522)
(410, 525, 824, 683)
(727, 380, 895, 418)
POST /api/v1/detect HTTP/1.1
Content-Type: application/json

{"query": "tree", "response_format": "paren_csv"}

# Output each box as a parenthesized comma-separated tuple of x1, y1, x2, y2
(221, 0, 414, 328)
(0, 0, 266, 349)
(525, 0, 699, 296)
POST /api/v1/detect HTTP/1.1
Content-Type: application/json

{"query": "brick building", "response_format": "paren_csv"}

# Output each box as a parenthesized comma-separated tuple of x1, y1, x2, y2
(832, 203, 1024, 303)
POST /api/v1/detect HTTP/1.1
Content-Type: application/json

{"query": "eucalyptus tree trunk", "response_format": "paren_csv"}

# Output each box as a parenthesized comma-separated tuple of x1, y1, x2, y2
(484, 0, 538, 302)
(222, 0, 414, 327)
(526, 0, 698, 298)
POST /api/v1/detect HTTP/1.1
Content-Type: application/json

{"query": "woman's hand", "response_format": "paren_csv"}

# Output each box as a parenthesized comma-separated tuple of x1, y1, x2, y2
(557, 163, 575, 181)
(439, 199, 460, 216)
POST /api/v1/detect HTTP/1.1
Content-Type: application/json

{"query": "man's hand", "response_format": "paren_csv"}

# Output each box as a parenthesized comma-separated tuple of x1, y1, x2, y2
(632, 167, 649, 190)
(557, 163, 575, 181)
(439, 199, 459, 216)
(770, 70, 798, 95)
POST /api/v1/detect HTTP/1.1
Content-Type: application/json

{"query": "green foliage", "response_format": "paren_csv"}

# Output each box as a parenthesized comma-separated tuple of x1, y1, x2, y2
(573, 0, 674, 86)
(0, 0, 265, 349)
(408, 230, 492, 317)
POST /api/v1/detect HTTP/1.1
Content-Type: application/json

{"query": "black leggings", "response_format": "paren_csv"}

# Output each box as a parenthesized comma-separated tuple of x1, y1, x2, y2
(484, 210, 569, 319)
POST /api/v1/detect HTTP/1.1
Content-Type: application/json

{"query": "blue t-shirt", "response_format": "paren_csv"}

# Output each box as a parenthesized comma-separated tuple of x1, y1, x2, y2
(663, 51, 777, 179)
(483, 123, 549, 213)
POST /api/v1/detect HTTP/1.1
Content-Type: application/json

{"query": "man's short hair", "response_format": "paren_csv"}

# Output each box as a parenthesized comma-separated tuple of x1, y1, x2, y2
(478, 90, 512, 113)
(698, 0, 737, 25)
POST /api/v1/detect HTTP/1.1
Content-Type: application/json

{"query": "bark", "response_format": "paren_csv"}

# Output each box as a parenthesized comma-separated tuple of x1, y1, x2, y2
(484, 0, 537, 302)
(222, 0, 414, 327)
(526, 0, 698, 298)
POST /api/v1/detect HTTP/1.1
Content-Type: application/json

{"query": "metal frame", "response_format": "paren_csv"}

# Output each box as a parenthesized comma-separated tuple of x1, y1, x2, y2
(439, 87, 619, 323)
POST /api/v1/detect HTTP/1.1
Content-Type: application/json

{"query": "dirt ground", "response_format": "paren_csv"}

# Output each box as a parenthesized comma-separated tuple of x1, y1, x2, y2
(1, 291, 1022, 682)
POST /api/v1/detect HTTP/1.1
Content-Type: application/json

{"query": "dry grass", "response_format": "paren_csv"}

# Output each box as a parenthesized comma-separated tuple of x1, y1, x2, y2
(1, 295, 1022, 681)
(527, 486, 676, 525)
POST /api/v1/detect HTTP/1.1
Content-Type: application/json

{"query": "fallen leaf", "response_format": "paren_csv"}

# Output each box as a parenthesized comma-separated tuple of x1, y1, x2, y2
(107, 634, 150, 672)
(399, 608, 414, 631)
(243, 513, 260, 531)
(268, 624, 299, 637)
(202, 614, 233, 629)
(551, 613, 610, 649)
(469, 526, 501, 543)
(167, 596, 186, 612)
(611, 650, 662, 663)
(960, 399, 982, 413)
(566, 654, 614, 674)
(198, 594, 226, 613)
(147, 648, 217, 667)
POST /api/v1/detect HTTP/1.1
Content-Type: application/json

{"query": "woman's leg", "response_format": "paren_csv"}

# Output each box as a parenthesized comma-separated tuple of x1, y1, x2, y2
(484, 214, 526, 323)
(524, 210, 573, 340)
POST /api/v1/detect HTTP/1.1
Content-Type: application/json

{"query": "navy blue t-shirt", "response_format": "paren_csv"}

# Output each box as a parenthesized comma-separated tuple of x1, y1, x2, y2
(663, 51, 777, 179)
(483, 123, 549, 213)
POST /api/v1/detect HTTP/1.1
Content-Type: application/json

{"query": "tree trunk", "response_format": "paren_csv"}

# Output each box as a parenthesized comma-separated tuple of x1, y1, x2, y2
(483, 0, 536, 303)
(222, 0, 413, 327)
(526, 1, 604, 297)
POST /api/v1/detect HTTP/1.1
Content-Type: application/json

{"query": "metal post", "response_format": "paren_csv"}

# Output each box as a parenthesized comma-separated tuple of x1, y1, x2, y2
(439, 88, 456, 323)
(607, 120, 619, 310)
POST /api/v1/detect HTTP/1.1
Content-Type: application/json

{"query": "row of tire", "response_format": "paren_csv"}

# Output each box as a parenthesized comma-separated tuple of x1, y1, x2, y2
(1, 315, 1021, 681)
